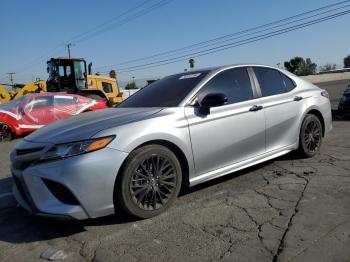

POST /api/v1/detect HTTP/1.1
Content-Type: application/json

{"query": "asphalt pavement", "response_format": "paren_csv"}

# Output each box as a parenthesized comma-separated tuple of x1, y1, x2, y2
(0, 118, 349, 261)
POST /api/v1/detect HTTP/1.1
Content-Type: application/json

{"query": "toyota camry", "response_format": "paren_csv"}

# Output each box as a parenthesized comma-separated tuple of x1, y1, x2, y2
(10, 64, 332, 220)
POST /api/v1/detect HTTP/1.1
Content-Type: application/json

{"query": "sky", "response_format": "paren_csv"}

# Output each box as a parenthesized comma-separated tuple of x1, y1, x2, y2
(1, 0, 349, 86)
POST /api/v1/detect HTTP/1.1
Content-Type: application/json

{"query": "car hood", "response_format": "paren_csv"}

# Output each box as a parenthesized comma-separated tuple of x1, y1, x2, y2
(25, 108, 162, 144)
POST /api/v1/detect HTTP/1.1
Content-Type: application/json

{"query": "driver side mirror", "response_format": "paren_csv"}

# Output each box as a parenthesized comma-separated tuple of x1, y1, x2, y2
(199, 93, 228, 115)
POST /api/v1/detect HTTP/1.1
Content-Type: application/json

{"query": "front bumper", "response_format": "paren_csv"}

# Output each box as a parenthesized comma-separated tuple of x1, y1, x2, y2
(12, 146, 128, 220)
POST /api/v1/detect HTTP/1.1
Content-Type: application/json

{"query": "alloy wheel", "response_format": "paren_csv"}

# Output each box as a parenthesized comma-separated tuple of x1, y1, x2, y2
(303, 119, 321, 153)
(130, 154, 177, 211)
(0, 124, 12, 142)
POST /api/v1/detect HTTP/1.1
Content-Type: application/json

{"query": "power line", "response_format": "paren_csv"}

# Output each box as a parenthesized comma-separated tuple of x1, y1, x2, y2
(9, 0, 174, 78)
(72, 0, 174, 44)
(66, 0, 151, 44)
(108, 9, 350, 73)
(95, 0, 350, 70)
(116, 10, 350, 73)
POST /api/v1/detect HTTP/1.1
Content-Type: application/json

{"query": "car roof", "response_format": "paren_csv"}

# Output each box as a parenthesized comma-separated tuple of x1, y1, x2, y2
(177, 63, 291, 77)
(200, 63, 283, 72)
(27, 92, 79, 98)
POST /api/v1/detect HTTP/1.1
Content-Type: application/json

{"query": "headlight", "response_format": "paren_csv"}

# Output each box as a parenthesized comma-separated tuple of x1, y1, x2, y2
(41, 136, 115, 160)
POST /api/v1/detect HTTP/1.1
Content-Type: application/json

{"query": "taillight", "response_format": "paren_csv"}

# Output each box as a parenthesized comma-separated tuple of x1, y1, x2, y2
(321, 90, 330, 99)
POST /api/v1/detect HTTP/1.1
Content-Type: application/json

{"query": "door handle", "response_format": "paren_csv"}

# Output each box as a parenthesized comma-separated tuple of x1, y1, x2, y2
(294, 96, 303, 101)
(249, 105, 263, 112)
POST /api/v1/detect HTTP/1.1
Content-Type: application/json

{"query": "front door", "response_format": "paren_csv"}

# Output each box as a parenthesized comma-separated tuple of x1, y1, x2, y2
(185, 67, 266, 176)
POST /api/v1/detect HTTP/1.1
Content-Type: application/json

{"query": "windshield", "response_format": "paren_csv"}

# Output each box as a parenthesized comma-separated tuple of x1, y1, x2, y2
(0, 96, 28, 111)
(119, 70, 210, 107)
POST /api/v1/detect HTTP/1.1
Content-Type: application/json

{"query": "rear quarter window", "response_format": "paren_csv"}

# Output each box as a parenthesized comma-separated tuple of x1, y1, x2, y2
(253, 67, 290, 96)
(280, 73, 296, 92)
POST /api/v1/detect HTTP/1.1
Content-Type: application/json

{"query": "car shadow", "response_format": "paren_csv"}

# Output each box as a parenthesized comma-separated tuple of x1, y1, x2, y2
(0, 157, 275, 245)
(0, 176, 138, 244)
(0, 146, 317, 245)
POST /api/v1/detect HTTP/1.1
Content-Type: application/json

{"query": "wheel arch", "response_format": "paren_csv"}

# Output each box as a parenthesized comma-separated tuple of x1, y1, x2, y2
(305, 108, 325, 136)
(115, 139, 190, 193)
(112, 139, 190, 214)
(0, 116, 17, 135)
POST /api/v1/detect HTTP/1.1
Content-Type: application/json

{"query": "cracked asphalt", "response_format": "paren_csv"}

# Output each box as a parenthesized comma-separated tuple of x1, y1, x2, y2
(0, 120, 349, 262)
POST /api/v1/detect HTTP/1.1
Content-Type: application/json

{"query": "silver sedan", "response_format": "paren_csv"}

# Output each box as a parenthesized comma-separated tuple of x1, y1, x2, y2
(10, 64, 332, 220)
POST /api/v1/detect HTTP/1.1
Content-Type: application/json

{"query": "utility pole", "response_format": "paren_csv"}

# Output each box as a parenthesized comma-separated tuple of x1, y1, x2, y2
(65, 43, 74, 58)
(6, 72, 15, 85)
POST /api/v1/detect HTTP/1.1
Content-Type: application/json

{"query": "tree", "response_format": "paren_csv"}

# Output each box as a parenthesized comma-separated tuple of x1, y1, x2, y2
(319, 63, 336, 72)
(284, 57, 317, 76)
(344, 55, 350, 68)
(304, 58, 317, 75)
(125, 82, 138, 90)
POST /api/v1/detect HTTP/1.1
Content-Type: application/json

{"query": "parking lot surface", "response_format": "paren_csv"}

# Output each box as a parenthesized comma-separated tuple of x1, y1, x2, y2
(0, 120, 349, 262)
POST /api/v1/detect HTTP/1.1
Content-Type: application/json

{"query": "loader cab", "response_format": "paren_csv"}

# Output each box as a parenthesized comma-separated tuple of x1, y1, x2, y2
(46, 58, 87, 93)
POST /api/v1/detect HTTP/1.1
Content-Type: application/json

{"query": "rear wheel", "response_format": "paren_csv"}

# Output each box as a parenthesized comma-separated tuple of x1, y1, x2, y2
(297, 114, 323, 158)
(116, 145, 182, 219)
(0, 124, 13, 142)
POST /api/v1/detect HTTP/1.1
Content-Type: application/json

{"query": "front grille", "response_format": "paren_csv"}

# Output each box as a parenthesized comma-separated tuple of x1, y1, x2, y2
(16, 147, 44, 156)
(12, 146, 46, 170)
(42, 179, 79, 206)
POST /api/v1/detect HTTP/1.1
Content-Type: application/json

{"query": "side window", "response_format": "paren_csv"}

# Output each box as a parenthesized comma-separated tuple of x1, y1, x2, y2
(26, 96, 53, 110)
(58, 66, 65, 77)
(254, 67, 286, 97)
(58, 65, 72, 78)
(280, 73, 296, 92)
(54, 96, 76, 106)
(66, 66, 71, 78)
(102, 82, 113, 93)
(197, 68, 254, 105)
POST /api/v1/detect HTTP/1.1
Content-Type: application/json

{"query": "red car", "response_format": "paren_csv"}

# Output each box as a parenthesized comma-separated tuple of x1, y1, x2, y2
(0, 93, 107, 140)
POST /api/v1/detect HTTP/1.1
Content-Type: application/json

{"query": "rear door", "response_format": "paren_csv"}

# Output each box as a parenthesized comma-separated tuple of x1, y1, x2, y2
(185, 67, 266, 176)
(252, 67, 302, 152)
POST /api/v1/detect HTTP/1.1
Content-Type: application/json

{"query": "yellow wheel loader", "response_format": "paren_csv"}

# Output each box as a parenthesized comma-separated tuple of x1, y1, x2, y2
(46, 58, 124, 106)
(0, 58, 124, 106)
(0, 84, 11, 103)
(1, 81, 47, 103)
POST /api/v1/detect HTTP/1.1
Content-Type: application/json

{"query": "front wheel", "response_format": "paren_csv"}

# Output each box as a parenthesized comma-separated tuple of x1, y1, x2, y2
(297, 114, 323, 158)
(0, 123, 13, 142)
(115, 145, 182, 219)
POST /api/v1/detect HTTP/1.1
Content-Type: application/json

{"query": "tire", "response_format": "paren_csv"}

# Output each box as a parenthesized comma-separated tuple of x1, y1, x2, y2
(0, 123, 13, 142)
(116, 145, 182, 219)
(297, 114, 323, 158)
